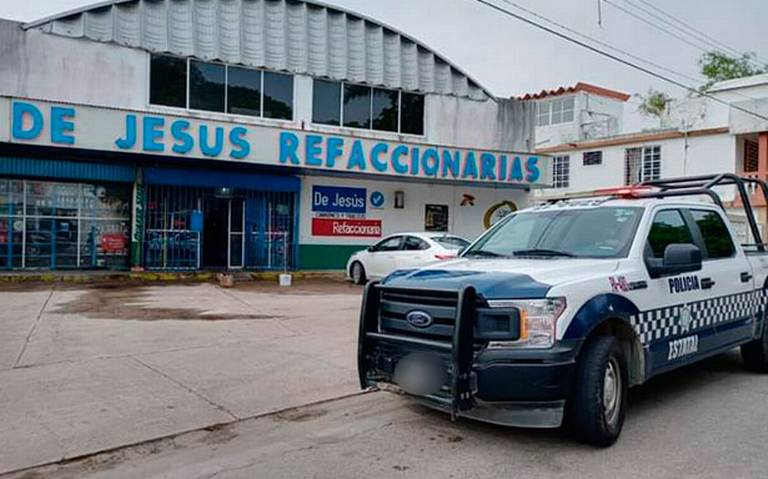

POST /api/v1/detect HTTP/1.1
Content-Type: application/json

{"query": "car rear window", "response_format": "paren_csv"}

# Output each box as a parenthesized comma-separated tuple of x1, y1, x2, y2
(431, 236, 470, 249)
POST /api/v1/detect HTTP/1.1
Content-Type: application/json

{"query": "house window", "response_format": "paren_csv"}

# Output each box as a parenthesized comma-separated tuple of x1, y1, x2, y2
(537, 96, 576, 126)
(583, 151, 602, 166)
(552, 155, 570, 188)
(537, 101, 550, 127)
(149, 54, 294, 120)
(313, 79, 424, 135)
(745, 139, 759, 173)
(625, 146, 661, 184)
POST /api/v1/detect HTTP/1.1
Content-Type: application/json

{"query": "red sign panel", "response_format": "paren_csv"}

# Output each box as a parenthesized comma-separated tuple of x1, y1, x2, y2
(101, 233, 127, 254)
(312, 218, 382, 237)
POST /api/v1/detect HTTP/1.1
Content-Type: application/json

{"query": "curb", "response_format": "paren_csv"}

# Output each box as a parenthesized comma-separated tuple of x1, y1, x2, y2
(0, 270, 346, 284)
(0, 388, 376, 478)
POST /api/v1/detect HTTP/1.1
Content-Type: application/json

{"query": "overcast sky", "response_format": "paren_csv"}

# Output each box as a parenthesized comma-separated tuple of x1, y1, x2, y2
(1, 0, 766, 131)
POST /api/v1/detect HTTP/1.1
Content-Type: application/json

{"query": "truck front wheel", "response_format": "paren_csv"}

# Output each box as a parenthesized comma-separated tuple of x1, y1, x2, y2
(566, 336, 628, 447)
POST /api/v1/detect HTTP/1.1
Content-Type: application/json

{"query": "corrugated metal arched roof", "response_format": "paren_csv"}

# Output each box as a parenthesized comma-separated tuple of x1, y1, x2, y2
(24, 0, 492, 100)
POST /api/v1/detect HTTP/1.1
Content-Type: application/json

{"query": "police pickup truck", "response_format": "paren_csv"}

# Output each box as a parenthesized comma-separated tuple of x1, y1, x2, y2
(357, 174, 768, 446)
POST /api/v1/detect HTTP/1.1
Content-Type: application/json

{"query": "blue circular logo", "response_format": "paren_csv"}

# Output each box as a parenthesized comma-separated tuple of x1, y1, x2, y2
(370, 191, 385, 208)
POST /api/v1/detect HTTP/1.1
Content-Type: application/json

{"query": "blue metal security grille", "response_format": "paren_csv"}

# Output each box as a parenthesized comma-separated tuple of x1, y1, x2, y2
(0, 178, 132, 270)
(143, 184, 297, 271)
(143, 184, 204, 270)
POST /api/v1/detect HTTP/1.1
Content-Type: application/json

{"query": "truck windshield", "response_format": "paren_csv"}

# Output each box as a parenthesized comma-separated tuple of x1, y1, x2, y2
(464, 207, 643, 259)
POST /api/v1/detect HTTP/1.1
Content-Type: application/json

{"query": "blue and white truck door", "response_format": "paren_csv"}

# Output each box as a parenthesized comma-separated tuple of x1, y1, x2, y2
(634, 208, 721, 375)
(681, 208, 757, 351)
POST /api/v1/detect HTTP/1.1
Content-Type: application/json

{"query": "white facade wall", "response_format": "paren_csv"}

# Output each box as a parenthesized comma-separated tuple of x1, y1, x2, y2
(299, 176, 528, 246)
(535, 133, 737, 201)
(0, 20, 533, 154)
(0, 18, 539, 270)
(535, 91, 624, 148)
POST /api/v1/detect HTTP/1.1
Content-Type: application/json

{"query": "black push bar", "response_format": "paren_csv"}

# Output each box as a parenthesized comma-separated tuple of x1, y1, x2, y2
(357, 283, 478, 418)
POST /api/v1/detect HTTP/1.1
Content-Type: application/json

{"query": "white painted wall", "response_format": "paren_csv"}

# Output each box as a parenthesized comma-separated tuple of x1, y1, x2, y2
(534, 132, 737, 201)
(535, 91, 624, 147)
(0, 19, 535, 155)
(0, 20, 147, 109)
(299, 175, 529, 246)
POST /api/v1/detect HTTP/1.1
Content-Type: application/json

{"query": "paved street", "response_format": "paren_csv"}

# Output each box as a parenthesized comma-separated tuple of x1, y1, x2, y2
(3, 280, 768, 478)
(0, 279, 362, 475)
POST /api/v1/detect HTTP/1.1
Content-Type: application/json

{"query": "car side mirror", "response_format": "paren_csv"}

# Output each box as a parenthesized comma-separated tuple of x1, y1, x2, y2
(647, 243, 702, 279)
(367, 246, 375, 252)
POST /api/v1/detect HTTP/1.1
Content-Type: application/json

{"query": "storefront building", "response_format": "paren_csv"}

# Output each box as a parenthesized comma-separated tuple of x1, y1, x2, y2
(0, 0, 548, 272)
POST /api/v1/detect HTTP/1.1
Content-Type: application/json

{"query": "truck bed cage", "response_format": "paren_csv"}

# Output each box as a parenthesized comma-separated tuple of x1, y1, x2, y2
(545, 173, 768, 252)
(642, 174, 768, 251)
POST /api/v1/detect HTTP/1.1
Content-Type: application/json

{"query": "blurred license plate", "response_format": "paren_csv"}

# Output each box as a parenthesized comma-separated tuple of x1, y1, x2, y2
(393, 353, 447, 396)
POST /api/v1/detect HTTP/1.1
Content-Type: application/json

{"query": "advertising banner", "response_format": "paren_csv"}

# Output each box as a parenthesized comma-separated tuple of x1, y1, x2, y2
(0, 97, 551, 188)
(311, 185, 366, 215)
(311, 218, 382, 237)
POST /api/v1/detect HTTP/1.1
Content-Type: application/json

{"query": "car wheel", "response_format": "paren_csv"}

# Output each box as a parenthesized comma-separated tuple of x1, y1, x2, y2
(566, 335, 628, 447)
(350, 261, 367, 285)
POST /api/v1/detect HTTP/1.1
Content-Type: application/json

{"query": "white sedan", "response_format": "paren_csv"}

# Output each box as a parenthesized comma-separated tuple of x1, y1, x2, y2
(346, 232, 471, 284)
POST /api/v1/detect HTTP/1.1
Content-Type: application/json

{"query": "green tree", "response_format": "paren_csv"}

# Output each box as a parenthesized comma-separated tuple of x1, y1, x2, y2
(699, 51, 766, 89)
(636, 89, 672, 124)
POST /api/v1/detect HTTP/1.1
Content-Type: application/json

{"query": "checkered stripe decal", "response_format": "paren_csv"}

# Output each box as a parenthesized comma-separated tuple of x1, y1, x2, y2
(629, 290, 768, 345)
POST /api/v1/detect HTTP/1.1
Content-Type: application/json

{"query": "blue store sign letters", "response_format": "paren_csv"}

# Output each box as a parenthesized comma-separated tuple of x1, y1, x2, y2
(312, 185, 367, 215)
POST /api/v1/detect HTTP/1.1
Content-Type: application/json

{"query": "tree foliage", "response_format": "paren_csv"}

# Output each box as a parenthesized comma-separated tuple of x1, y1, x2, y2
(636, 89, 672, 121)
(699, 52, 766, 89)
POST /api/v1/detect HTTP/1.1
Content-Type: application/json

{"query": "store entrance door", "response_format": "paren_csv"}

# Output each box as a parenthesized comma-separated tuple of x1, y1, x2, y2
(202, 197, 229, 268)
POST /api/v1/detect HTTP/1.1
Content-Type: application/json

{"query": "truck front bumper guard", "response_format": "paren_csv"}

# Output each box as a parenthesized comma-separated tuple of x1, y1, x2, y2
(357, 282, 568, 428)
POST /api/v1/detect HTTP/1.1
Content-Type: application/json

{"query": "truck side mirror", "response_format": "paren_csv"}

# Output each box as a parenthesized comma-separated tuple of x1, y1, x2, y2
(647, 243, 702, 279)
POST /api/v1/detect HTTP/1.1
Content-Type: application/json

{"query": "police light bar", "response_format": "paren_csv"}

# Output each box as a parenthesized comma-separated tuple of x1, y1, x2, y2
(592, 185, 655, 198)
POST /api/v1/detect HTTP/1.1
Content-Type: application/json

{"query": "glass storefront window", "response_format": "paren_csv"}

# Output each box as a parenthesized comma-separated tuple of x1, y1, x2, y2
(372, 88, 399, 132)
(343, 84, 372, 129)
(401, 92, 425, 135)
(227, 66, 262, 117)
(189, 60, 226, 112)
(149, 55, 187, 108)
(0, 179, 131, 270)
(312, 79, 342, 126)
(263, 72, 294, 120)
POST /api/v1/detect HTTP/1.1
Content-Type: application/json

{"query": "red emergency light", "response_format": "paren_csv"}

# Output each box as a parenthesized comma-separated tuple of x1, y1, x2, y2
(592, 185, 655, 198)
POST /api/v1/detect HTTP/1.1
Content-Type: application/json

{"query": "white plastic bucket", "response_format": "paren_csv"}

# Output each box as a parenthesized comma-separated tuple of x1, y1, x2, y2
(278, 273, 292, 287)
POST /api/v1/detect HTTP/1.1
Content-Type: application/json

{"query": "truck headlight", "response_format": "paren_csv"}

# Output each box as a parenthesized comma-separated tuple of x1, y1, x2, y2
(485, 298, 566, 349)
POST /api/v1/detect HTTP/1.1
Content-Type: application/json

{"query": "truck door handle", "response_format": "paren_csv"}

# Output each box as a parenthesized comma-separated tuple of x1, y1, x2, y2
(741, 272, 753, 283)
(701, 277, 716, 289)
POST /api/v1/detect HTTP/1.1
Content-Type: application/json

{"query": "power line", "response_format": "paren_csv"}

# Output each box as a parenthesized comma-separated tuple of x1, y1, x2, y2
(493, 0, 706, 86)
(470, 0, 768, 122)
(633, 0, 765, 65)
(620, 0, 765, 70)
(494, 0, 761, 106)
(622, 0, 741, 56)
(602, 0, 714, 55)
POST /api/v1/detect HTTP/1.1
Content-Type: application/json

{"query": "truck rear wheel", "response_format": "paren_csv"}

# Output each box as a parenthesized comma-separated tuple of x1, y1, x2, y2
(741, 320, 768, 372)
(566, 336, 628, 447)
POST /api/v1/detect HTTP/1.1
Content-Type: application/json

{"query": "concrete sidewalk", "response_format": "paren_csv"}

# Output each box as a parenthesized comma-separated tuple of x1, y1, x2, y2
(0, 280, 362, 474)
